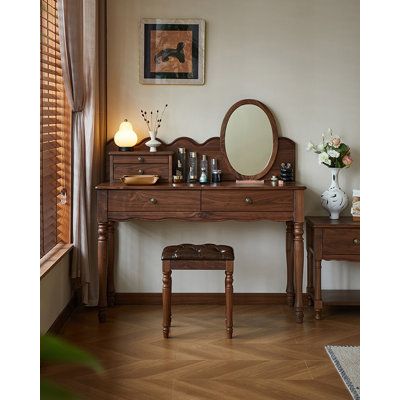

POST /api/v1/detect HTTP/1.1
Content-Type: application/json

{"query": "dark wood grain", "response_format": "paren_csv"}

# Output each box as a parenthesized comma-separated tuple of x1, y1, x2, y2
(105, 135, 295, 182)
(285, 221, 294, 307)
(305, 216, 360, 320)
(202, 190, 293, 212)
(220, 99, 279, 181)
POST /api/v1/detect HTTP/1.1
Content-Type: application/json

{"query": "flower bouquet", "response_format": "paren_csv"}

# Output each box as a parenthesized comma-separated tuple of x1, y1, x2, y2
(307, 129, 353, 219)
(307, 129, 352, 168)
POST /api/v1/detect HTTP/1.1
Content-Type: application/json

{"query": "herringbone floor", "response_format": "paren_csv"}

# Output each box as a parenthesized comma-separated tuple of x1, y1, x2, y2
(42, 304, 359, 399)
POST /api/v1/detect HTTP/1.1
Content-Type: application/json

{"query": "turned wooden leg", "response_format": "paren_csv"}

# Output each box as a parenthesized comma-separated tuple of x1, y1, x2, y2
(98, 222, 108, 323)
(162, 261, 172, 338)
(225, 260, 234, 339)
(107, 222, 116, 307)
(285, 221, 295, 307)
(314, 258, 323, 320)
(293, 222, 304, 323)
(307, 250, 314, 307)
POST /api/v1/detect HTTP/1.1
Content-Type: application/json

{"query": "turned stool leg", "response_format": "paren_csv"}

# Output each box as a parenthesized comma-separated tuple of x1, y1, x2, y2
(225, 260, 234, 339)
(162, 260, 172, 338)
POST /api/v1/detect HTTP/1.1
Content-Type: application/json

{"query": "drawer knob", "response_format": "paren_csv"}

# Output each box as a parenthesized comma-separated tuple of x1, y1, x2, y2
(137, 156, 143, 162)
(245, 197, 253, 204)
(149, 197, 157, 204)
(138, 169, 144, 175)
(353, 238, 359, 245)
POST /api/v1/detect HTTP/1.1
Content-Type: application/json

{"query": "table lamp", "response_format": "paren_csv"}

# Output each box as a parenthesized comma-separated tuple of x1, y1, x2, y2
(114, 119, 138, 151)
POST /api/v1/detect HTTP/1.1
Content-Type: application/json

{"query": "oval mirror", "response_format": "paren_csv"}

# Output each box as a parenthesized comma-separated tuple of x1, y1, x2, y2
(221, 99, 278, 180)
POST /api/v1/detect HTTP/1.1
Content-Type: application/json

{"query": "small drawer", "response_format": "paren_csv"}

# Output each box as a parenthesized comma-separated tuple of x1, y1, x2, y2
(323, 228, 360, 255)
(202, 190, 293, 212)
(112, 155, 169, 164)
(113, 164, 170, 182)
(108, 190, 201, 212)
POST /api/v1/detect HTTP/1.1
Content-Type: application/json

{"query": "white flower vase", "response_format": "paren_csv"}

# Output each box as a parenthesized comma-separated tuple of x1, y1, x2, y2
(145, 130, 161, 152)
(321, 168, 348, 220)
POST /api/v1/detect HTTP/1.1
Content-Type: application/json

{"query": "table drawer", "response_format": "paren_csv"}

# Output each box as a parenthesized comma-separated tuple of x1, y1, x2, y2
(113, 164, 170, 182)
(323, 228, 360, 255)
(202, 190, 293, 212)
(113, 155, 169, 164)
(108, 190, 201, 212)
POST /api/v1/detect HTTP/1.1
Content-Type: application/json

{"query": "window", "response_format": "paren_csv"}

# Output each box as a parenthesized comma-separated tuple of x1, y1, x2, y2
(40, 0, 71, 258)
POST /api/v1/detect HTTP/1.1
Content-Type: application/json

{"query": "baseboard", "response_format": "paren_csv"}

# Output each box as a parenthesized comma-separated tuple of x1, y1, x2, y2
(47, 289, 81, 334)
(115, 292, 307, 305)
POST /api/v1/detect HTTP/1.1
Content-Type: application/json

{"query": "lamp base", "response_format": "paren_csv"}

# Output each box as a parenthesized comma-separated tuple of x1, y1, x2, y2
(118, 147, 132, 152)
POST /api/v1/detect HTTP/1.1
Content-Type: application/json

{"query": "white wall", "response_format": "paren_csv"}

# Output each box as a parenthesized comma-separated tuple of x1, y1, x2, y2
(40, 254, 72, 333)
(107, 0, 360, 293)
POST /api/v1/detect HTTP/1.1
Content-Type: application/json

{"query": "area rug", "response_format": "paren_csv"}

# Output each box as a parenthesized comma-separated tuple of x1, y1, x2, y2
(325, 345, 360, 400)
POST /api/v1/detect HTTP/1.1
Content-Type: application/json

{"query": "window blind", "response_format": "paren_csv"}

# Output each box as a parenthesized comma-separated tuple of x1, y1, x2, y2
(40, 0, 71, 258)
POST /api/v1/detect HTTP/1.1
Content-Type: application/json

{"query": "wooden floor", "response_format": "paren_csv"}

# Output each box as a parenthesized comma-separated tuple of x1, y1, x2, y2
(42, 304, 359, 400)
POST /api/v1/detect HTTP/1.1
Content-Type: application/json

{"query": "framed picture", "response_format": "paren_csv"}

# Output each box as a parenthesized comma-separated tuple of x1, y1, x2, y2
(140, 18, 205, 85)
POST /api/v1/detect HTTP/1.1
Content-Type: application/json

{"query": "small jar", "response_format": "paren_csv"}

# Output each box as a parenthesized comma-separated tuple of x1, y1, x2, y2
(211, 169, 221, 183)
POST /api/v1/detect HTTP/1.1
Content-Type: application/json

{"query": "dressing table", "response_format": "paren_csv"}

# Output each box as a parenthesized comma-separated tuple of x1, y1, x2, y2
(96, 99, 307, 323)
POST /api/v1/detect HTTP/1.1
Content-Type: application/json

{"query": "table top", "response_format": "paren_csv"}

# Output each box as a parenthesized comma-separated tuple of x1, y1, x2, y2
(305, 216, 360, 228)
(96, 181, 307, 191)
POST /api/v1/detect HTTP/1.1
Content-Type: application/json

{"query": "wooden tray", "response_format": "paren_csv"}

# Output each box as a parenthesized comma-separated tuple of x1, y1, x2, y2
(120, 175, 159, 185)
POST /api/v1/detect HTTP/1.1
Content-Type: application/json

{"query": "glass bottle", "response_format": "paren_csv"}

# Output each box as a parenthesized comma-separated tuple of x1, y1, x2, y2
(176, 147, 186, 181)
(188, 151, 198, 183)
(199, 155, 208, 184)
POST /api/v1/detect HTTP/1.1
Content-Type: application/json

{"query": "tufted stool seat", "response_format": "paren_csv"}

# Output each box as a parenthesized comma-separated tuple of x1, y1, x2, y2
(161, 243, 234, 339)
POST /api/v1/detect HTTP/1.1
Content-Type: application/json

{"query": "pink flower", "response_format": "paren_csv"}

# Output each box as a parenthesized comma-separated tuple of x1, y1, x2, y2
(342, 154, 352, 166)
(330, 136, 341, 148)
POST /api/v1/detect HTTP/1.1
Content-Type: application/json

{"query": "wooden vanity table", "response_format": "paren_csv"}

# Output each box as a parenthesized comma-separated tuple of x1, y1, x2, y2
(96, 100, 307, 324)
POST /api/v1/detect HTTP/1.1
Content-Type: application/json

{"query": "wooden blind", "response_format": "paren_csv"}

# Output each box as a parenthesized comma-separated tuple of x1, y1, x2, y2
(40, 0, 71, 258)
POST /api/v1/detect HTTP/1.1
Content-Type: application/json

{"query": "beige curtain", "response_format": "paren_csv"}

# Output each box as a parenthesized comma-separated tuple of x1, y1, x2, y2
(58, 0, 106, 305)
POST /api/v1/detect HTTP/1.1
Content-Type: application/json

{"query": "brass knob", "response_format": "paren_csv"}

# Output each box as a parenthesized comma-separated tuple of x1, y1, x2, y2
(149, 197, 157, 204)
(138, 169, 143, 175)
(137, 156, 143, 162)
(353, 238, 359, 245)
(245, 197, 253, 204)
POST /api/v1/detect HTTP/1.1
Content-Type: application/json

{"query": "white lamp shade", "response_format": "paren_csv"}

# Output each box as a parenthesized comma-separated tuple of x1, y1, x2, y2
(114, 119, 138, 148)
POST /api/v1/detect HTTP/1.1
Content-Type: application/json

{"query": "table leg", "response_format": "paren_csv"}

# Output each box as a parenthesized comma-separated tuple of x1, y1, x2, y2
(294, 222, 304, 323)
(307, 250, 314, 306)
(98, 222, 108, 323)
(162, 260, 172, 338)
(285, 221, 295, 307)
(314, 258, 322, 320)
(107, 221, 116, 306)
(225, 260, 234, 339)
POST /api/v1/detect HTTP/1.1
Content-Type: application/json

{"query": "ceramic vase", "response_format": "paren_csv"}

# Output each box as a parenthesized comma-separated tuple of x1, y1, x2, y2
(320, 168, 348, 220)
(145, 130, 161, 152)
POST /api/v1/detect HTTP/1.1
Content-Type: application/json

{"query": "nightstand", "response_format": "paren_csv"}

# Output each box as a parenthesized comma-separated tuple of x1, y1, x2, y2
(305, 216, 360, 319)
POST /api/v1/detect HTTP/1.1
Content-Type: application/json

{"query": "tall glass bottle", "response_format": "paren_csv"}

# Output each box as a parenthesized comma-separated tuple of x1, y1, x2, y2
(176, 147, 186, 181)
(188, 151, 198, 183)
(199, 155, 208, 184)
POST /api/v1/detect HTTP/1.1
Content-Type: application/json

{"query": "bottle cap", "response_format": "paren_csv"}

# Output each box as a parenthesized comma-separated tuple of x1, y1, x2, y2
(202, 154, 207, 160)
(189, 151, 197, 157)
(178, 147, 186, 153)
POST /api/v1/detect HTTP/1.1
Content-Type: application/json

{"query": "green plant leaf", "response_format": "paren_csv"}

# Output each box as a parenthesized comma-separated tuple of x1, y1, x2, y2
(41, 335, 103, 373)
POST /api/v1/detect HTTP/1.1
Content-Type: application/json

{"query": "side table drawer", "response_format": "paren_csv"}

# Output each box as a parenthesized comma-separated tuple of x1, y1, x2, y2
(323, 228, 360, 255)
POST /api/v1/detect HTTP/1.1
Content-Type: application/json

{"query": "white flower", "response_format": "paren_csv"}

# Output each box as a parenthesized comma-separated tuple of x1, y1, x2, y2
(306, 142, 314, 151)
(316, 143, 325, 152)
(327, 149, 340, 158)
(318, 152, 331, 165)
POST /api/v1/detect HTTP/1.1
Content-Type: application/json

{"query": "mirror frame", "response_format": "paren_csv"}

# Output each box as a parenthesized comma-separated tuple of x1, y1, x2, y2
(220, 99, 279, 180)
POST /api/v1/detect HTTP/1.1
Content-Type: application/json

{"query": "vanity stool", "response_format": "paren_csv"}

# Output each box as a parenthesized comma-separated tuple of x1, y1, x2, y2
(161, 244, 234, 339)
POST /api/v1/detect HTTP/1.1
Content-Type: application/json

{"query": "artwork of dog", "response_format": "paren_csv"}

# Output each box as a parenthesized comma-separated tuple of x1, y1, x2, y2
(154, 42, 185, 64)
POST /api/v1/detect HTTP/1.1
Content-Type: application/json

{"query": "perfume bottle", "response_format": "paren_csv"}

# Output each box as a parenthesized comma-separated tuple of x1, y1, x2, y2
(188, 151, 198, 183)
(199, 155, 208, 184)
(176, 147, 186, 181)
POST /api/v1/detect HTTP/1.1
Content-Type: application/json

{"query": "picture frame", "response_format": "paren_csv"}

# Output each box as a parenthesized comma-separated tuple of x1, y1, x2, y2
(140, 18, 205, 85)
